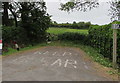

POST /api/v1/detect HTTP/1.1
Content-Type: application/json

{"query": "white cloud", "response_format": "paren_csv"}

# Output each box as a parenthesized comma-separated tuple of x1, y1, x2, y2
(46, 2, 111, 25)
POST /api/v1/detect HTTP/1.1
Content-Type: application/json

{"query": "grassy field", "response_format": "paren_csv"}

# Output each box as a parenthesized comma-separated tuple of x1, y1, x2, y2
(47, 27, 88, 35)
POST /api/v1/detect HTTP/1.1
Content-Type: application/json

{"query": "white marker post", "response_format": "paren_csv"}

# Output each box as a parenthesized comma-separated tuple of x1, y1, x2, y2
(112, 22, 120, 68)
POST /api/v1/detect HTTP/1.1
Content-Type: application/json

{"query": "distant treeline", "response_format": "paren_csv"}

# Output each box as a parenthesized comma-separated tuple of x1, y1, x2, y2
(50, 21, 91, 29)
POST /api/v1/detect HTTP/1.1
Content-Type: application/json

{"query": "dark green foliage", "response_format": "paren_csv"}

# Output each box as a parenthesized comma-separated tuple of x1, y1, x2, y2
(19, 2, 50, 43)
(60, 0, 99, 12)
(51, 21, 91, 29)
(58, 32, 89, 44)
(57, 23, 120, 63)
(2, 2, 51, 52)
(109, 0, 120, 20)
(2, 2, 9, 26)
(118, 30, 120, 54)
(89, 24, 113, 59)
(2, 26, 28, 48)
(89, 24, 120, 61)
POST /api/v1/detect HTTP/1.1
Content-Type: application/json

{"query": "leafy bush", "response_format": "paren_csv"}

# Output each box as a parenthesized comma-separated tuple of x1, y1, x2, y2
(2, 26, 49, 52)
(89, 24, 120, 61)
(2, 26, 28, 48)
(57, 24, 120, 63)
(58, 32, 89, 44)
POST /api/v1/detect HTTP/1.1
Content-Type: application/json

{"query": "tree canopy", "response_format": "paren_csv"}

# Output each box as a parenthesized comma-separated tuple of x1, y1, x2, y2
(2, 1, 51, 46)
(60, 0, 99, 12)
(60, 0, 120, 20)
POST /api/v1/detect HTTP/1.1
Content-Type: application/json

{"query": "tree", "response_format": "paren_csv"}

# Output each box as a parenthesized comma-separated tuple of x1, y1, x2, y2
(60, 0, 99, 12)
(2, 2, 9, 26)
(2, 2, 51, 45)
(60, 0, 120, 21)
(18, 2, 51, 43)
(8, 2, 18, 27)
(109, 0, 120, 21)
(2, 2, 19, 27)
(72, 21, 78, 29)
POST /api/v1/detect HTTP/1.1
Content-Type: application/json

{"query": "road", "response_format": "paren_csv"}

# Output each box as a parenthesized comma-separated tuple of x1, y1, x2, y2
(2, 46, 118, 81)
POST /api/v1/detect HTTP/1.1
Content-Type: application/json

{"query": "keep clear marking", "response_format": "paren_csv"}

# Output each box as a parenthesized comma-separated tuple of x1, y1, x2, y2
(51, 59, 62, 67)
(64, 59, 77, 69)
(43, 51, 49, 54)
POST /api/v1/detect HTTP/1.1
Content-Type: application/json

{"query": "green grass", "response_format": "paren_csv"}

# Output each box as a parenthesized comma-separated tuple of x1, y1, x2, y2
(3, 43, 47, 56)
(47, 27, 88, 35)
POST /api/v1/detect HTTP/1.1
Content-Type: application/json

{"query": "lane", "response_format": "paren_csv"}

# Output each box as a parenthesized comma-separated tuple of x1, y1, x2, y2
(2, 46, 114, 81)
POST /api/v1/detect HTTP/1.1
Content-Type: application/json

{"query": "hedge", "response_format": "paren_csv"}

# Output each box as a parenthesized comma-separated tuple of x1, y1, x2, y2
(57, 24, 120, 62)
(58, 32, 89, 44)
(89, 24, 120, 60)
(2, 26, 29, 50)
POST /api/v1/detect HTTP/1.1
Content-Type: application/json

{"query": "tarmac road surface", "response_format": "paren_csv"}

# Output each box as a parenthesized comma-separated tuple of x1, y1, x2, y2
(2, 46, 118, 81)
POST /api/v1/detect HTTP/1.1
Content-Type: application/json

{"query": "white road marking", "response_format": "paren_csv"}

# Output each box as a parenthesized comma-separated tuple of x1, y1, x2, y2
(12, 56, 26, 62)
(34, 51, 38, 54)
(74, 66, 77, 69)
(34, 51, 41, 55)
(12, 56, 34, 63)
(43, 51, 49, 54)
(64, 59, 77, 69)
(51, 59, 62, 67)
(38, 52, 41, 54)
(64, 59, 68, 67)
(74, 61, 77, 64)
(63, 52, 72, 56)
(62, 52, 66, 56)
(68, 52, 72, 55)
(52, 52, 57, 55)
(12, 59, 18, 62)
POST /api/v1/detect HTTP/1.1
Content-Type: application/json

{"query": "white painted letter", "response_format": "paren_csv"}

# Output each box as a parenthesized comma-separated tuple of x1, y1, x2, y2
(64, 59, 77, 69)
(51, 59, 62, 67)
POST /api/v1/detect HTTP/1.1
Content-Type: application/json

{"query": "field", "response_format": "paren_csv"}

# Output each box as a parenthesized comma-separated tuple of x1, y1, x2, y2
(47, 27, 88, 35)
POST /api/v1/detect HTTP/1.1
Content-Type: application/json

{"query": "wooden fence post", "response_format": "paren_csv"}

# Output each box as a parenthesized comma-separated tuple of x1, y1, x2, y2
(113, 29, 117, 68)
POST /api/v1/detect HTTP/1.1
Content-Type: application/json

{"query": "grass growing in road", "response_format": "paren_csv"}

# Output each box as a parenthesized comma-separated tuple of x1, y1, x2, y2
(47, 27, 88, 35)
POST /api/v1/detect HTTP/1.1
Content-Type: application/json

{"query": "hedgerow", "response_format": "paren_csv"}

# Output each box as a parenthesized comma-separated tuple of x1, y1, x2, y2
(57, 23, 120, 62)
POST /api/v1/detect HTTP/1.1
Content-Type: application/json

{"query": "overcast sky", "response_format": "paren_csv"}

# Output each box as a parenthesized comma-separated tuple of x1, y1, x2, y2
(45, 0, 112, 25)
